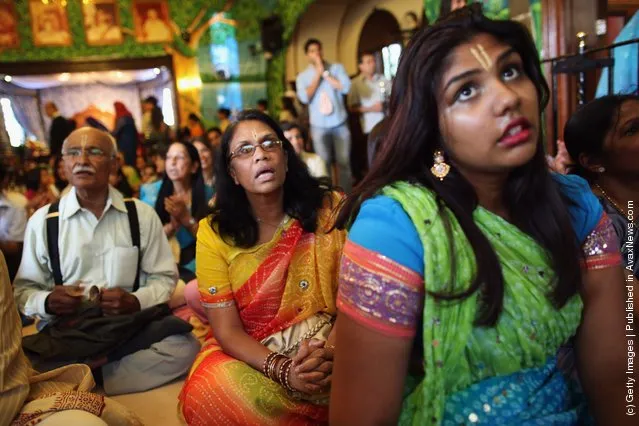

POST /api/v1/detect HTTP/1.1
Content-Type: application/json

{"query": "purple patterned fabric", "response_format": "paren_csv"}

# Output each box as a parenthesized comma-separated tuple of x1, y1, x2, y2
(338, 247, 423, 338)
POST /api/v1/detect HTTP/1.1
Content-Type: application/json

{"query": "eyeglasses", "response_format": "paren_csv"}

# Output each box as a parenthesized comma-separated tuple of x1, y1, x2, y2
(62, 147, 112, 159)
(228, 139, 283, 161)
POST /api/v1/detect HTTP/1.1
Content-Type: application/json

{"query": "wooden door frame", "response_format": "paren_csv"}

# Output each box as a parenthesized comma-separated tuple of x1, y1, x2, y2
(542, 0, 608, 153)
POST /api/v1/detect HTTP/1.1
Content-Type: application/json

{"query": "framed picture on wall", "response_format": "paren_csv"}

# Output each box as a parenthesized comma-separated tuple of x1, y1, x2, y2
(28, 0, 72, 47)
(0, 0, 19, 49)
(132, 0, 173, 43)
(82, 0, 123, 46)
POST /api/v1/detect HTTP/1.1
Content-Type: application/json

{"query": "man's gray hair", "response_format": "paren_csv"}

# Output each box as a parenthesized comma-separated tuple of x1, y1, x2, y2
(61, 128, 118, 158)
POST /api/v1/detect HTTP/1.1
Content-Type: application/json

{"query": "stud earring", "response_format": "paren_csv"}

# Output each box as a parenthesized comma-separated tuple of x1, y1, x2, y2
(597, 166, 606, 173)
(430, 150, 450, 181)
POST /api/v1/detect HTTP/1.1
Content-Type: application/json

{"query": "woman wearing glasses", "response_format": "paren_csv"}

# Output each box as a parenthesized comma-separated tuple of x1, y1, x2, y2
(179, 110, 345, 425)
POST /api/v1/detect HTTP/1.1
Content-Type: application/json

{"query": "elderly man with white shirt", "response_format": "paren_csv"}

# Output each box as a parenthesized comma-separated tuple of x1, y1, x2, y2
(13, 127, 199, 395)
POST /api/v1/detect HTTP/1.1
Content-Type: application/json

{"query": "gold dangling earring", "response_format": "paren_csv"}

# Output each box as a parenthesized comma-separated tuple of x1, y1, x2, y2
(430, 150, 450, 181)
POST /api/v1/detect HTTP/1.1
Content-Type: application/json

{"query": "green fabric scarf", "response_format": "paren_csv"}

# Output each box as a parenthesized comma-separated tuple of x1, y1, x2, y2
(382, 182, 583, 425)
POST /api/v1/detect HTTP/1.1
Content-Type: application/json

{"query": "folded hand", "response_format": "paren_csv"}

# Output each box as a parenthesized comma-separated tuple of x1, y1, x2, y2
(288, 339, 334, 393)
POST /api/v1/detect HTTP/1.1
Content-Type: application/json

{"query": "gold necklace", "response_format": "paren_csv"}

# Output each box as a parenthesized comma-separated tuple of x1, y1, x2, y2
(256, 214, 290, 229)
(593, 183, 634, 223)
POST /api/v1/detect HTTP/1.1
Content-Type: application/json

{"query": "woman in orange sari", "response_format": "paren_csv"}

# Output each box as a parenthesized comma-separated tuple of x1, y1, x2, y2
(179, 110, 346, 425)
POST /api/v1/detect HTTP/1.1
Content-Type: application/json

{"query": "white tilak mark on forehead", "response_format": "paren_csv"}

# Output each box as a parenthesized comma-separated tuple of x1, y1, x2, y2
(477, 44, 493, 69)
(251, 129, 259, 142)
(469, 47, 484, 70)
(470, 45, 492, 71)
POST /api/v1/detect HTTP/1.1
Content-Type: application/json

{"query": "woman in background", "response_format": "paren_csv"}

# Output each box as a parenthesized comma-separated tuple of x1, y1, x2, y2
(187, 113, 206, 139)
(112, 101, 139, 167)
(24, 167, 57, 214)
(564, 94, 639, 279)
(192, 137, 216, 190)
(140, 141, 213, 281)
(53, 156, 69, 194)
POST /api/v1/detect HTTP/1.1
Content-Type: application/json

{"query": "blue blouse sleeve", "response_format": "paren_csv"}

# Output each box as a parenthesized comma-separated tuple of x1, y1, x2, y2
(348, 195, 424, 276)
(348, 177, 600, 276)
(139, 181, 160, 208)
(552, 173, 604, 243)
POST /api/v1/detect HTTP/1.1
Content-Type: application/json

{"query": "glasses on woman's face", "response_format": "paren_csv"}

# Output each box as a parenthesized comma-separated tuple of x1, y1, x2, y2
(228, 139, 283, 161)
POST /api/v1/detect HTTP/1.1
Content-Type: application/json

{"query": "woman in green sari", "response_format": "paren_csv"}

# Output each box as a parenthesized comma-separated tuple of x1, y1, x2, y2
(330, 6, 633, 425)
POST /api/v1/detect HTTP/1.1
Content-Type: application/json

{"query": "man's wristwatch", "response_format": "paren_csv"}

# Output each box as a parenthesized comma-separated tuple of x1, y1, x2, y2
(322, 70, 330, 78)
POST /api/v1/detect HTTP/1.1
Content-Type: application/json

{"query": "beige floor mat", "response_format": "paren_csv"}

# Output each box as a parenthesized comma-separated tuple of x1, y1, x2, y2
(23, 323, 185, 425)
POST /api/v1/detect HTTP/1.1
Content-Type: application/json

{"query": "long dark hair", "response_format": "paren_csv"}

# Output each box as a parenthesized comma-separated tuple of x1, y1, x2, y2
(210, 110, 333, 248)
(53, 156, 68, 191)
(336, 6, 582, 327)
(281, 97, 299, 118)
(155, 141, 208, 224)
(439, 0, 455, 17)
(564, 94, 639, 182)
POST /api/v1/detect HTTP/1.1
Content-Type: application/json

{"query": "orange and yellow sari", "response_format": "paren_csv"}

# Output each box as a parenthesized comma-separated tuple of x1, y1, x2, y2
(179, 196, 345, 426)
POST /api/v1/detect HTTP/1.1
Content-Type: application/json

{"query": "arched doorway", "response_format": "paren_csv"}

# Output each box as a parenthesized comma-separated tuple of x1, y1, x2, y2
(357, 9, 403, 79)
(347, 9, 401, 182)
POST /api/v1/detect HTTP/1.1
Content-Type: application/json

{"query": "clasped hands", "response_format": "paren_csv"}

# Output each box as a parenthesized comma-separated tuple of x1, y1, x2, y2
(45, 283, 140, 317)
(164, 194, 190, 224)
(288, 338, 334, 394)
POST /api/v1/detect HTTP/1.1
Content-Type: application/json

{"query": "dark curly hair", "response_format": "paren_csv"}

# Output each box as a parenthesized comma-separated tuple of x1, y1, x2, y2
(209, 110, 334, 248)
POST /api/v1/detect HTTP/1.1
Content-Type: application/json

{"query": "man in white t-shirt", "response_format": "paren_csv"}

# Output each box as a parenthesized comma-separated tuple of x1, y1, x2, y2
(281, 122, 328, 179)
(348, 51, 390, 167)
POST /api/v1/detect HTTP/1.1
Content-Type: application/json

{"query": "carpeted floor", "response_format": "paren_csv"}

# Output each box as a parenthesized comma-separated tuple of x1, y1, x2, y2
(110, 379, 185, 425)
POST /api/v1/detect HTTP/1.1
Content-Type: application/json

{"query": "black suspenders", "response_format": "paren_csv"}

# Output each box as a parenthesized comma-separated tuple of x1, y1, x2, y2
(46, 198, 141, 291)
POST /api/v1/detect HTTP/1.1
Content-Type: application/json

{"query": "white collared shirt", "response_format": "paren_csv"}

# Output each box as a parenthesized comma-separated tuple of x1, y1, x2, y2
(348, 73, 390, 134)
(0, 191, 27, 243)
(14, 186, 178, 319)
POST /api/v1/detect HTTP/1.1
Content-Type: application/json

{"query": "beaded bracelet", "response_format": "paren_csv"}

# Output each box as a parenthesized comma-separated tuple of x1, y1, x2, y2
(277, 358, 292, 388)
(262, 352, 279, 375)
(282, 358, 295, 392)
(265, 353, 287, 382)
(267, 354, 282, 380)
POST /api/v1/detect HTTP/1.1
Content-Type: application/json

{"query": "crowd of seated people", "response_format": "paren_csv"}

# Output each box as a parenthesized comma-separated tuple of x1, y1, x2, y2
(1, 6, 637, 425)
